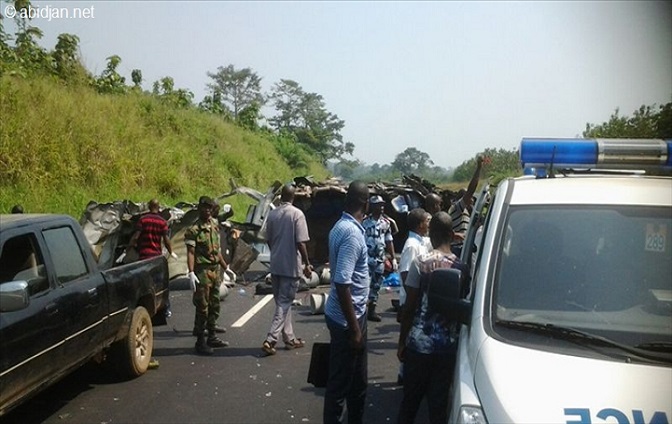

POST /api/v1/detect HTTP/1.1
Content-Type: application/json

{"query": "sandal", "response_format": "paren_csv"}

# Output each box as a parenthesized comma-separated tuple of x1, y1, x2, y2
(262, 340, 276, 356)
(285, 338, 306, 350)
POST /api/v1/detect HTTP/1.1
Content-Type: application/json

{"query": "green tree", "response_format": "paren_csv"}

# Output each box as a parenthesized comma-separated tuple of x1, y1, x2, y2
(236, 101, 261, 131)
(334, 158, 362, 179)
(205, 64, 264, 120)
(391, 147, 433, 175)
(8, 0, 49, 75)
(152, 76, 194, 108)
(268, 79, 303, 130)
(92, 55, 127, 94)
(452, 148, 520, 184)
(131, 69, 142, 88)
(583, 102, 672, 138)
(52, 33, 81, 79)
(269, 79, 351, 164)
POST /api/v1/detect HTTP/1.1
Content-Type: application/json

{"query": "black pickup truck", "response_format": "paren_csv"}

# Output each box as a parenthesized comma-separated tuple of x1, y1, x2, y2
(0, 214, 170, 416)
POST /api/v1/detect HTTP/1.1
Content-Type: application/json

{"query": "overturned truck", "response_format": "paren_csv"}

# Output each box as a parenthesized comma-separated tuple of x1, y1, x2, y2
(80, 175, 466, 281)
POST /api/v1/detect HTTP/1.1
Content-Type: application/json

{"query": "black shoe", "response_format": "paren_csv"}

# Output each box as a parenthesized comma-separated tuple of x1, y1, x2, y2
(195, 337, 214, 355)
(194, 326, 227, 336)
(207, 336, 229, 348)
(367, 303, 382, 322)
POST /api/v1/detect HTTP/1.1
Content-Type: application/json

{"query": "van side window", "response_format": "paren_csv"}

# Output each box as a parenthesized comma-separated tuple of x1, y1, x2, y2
(42, 227, 88, 284)
(0, 234, 49, 295)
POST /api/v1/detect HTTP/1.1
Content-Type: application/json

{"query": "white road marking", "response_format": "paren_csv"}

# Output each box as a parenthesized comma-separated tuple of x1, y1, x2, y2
(231, 294, 273, 327)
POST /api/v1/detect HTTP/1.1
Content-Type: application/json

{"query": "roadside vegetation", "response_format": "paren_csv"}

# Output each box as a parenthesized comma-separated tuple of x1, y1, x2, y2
(1, 0, 669, 217)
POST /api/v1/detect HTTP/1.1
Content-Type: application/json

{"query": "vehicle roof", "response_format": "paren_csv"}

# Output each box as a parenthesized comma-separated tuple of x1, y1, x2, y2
(508, 174, 672, 207)
(0, 214, 76, 230)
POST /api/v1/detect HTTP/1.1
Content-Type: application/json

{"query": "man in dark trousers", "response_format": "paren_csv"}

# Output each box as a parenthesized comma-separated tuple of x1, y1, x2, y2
(397, 212, 468, 423)
(323, 180, 370, 424)
(261, 183, 312, 356)
(127, 198, 177, 368)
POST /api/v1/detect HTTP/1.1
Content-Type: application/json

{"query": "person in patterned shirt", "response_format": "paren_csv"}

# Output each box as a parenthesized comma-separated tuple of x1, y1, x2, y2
(362, 195, 396, 322)
(396, 211, 468, 424)
(185, 196, 230, 355)
(128, 199, 176, 260)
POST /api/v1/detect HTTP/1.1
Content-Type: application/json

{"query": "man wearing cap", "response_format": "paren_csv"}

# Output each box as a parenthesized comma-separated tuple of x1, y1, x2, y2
(362, 195, 396, 322)
(185, 196, 230, 355)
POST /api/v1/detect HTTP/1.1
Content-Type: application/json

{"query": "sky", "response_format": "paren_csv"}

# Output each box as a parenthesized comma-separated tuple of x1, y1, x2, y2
(6, 0, 671, 169)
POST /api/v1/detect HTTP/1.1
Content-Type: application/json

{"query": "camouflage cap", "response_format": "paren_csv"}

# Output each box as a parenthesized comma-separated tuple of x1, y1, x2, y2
(198, 196, 216, 207)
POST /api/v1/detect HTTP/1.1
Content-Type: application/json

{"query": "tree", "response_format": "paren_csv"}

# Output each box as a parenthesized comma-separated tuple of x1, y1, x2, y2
(333, 158, 362, 179)
(269, 79, 351, 163)
(205, 64, 264, 120)
(52, 33, 80, 79)
(268, 79, 305, 130)
(92, 55, 127, 94)
(5, 0, 50, 75)
(152, 76, 194, 109)
(198, 92, 229, 118)
(452, 148, 520, 184)
(583, 103, 672, 139)
(391, 147, 433, 175)
(131, 69, 142, 88)
(236, 101, 261, 131)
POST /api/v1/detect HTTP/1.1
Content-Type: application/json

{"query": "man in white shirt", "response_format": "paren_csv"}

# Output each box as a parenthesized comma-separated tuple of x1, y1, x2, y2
(396, 207, 432, 385)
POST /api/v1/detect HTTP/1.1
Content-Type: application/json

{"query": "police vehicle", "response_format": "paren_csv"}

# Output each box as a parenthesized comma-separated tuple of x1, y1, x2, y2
(432, 138, 672, 424)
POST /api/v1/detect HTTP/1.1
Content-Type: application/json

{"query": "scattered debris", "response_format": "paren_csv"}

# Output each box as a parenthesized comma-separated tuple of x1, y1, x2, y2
(79, 175, 464, 281)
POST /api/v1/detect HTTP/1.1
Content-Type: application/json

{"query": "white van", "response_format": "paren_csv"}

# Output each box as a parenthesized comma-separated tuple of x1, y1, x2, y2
(431, 138, 672, 424)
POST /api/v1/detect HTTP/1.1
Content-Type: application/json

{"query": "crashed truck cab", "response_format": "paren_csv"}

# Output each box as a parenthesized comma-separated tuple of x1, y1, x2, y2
(428, 138, 672, 424)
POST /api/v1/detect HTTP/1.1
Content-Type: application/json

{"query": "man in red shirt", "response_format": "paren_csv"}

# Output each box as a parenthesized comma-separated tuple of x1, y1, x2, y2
(129, 199, 176, 260)
(127, 198, 177, 368)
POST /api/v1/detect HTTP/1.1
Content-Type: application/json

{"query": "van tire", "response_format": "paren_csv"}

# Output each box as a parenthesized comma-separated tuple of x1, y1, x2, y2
(111, 306, 153, 378)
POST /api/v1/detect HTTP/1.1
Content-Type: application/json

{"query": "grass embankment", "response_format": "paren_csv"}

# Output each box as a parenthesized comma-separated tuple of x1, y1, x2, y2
(0, 75, 328, 219)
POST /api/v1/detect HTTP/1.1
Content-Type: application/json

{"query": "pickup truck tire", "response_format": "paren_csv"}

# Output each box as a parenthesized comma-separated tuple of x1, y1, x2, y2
(110, 306, 153, 378)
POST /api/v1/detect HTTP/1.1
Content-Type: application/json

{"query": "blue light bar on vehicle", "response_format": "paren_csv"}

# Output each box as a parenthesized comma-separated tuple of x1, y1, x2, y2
(520, 138, 672, 170)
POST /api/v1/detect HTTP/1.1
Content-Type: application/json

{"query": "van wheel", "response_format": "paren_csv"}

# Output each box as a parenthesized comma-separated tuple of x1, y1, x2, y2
(111, 306, 153, 378)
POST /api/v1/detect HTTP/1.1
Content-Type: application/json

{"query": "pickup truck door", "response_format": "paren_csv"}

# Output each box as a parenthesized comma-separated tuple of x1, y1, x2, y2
(0, 230, 68, 413)
(41, 225, 109, 368)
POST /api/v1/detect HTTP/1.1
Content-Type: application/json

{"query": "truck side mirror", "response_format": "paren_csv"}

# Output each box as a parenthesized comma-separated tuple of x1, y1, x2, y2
(0, 281, 30, 312)
(427, 268, 472, 325)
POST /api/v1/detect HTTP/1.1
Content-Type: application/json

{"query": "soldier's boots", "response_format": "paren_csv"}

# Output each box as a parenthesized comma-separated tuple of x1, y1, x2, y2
(192, 326, 227, 337)
(195, 336, 214, 355)
(207, 336, 229, 348)
(367, 302, 382, 322)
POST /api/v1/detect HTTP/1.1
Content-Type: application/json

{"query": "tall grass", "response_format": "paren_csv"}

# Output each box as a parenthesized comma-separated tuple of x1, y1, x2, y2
(0, 75, 329, 219)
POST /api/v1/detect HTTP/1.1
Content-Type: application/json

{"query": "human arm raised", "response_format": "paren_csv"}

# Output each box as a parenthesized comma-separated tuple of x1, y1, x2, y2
(463, 156, 484, 208)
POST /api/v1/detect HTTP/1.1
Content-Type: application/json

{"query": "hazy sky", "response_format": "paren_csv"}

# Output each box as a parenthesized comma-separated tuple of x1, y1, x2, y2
(9, 1, 672, 168)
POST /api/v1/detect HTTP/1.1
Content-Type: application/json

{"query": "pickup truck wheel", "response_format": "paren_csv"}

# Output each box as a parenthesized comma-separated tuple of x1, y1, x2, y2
(112, 306, 153, 378)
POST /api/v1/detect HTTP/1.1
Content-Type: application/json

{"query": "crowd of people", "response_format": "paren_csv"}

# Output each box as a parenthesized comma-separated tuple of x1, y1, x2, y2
(129, 156, 481, 423)
(10, 157, 481, 423)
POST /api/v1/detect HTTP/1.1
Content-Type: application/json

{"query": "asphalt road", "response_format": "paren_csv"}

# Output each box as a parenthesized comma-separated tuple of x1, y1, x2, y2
(3, 271, 429, 424)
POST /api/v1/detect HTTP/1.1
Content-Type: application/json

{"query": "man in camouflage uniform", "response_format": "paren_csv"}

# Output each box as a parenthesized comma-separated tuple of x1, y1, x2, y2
(362, 195, 397, 322)
(185, 196, 230, 355)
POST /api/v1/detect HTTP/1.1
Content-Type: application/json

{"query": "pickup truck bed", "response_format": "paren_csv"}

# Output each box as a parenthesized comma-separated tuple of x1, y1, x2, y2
(0, 214, 170, 416)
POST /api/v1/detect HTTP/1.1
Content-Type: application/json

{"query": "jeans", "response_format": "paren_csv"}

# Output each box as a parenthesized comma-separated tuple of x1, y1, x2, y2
(323, 314, 368, 424)
(397, 348, 456, 424)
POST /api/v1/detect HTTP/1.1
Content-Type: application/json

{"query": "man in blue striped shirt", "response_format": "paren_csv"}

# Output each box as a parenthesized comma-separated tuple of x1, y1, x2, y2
(323, 180, 370, 424)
